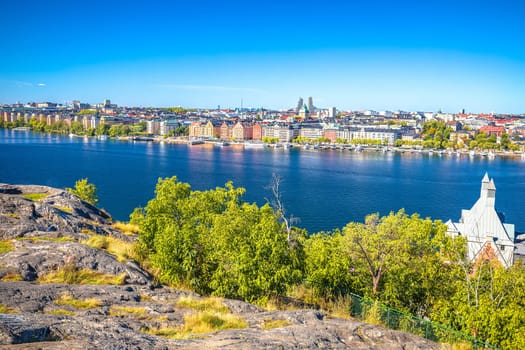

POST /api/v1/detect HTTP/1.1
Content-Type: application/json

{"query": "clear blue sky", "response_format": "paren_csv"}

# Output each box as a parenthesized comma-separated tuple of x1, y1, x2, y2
(1, 0, 524, 113)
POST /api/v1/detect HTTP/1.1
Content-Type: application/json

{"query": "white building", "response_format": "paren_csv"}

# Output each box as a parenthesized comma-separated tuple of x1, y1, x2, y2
(446, 174, 518, 267)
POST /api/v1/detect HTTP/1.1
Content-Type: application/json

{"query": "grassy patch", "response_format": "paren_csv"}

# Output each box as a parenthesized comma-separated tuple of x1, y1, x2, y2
(0, 240, 14, 254)
(0, 273, 24, 282)
(140, 294, 153, 302)
(109, 305, 149, 318)
(22, 193, 48, 201)
(143, 311, 247, 339)
(38, 266, 126, 285)
(0, 304, 17, 314)
(47, 309, 76, 316)
(112, 222, 140, 236)
(4, 213, 20, 219)
(54, 206, 73, 214)
(82, 234, 136, 262)
(176, 296, 229, 313)
(16, 236, 75, 243)
(261, 318, 292, 330)
(54, 292, 102, 309)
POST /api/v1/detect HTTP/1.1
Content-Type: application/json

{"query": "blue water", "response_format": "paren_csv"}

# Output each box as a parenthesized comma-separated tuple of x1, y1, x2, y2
(1, 129, 524, 233)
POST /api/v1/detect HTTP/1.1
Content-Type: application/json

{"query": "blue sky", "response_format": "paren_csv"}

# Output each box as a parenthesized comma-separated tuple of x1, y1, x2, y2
(1, 0, 524, 113)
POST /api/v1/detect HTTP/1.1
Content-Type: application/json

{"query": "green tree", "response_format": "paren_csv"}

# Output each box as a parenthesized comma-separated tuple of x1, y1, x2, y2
(134, 177, 303, 303)
(66, 178, 99, 206)
(500, 133, 510, 150)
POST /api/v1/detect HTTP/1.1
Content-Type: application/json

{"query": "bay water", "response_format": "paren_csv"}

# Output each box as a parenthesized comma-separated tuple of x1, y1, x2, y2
(1, 129, 524, 233)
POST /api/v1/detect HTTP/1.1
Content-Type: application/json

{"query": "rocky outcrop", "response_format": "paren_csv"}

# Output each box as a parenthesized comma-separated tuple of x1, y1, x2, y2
(0, 184, 441, 349)
(0, 282, 441, 350)
(0, 184, 121, 240)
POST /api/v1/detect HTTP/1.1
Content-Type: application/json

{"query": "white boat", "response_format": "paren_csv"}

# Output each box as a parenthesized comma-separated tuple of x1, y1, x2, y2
(244, 142, 267, 149)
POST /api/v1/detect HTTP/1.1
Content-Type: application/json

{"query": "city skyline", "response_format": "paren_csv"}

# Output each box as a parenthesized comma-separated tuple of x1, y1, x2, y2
(1, 0, 525, 113)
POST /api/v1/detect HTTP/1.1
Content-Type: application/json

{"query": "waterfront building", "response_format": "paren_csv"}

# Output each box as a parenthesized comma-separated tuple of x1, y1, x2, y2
(262, 123, 300, 142)
(201, 120, 222, 138)
(146, 120, 161, 135)
(159, 120, 180, 136)
(189, 121, 203, 138)
(299, 123, 323, 139)
(252, 123, 262, 141)
(337, 127, 400, 145)
(232, 122, 253, 141)
(322, 128, 339, 143)
(446, 174, 524, 267)
(220, 121, 233, 140)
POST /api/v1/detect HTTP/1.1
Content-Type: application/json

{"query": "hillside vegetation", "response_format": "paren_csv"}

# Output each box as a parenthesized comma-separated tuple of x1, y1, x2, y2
(131, 176, 525, 349)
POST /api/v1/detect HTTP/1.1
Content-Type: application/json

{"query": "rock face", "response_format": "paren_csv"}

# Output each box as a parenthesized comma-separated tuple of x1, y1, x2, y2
(0, 184, 441, 349)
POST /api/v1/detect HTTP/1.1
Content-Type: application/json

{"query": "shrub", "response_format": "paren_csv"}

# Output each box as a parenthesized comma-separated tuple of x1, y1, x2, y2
(66, 178, 98, 206)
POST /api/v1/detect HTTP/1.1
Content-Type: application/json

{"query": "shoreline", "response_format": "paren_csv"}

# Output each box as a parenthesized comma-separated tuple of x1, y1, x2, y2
(4, 128, 525, 160)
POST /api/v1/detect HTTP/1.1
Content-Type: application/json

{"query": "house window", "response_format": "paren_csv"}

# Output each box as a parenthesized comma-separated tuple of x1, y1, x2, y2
(500, 245, 505, 251)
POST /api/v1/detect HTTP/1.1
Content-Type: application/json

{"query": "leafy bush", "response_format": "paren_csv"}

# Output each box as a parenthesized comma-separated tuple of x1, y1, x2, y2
(66, 178, 98, 206)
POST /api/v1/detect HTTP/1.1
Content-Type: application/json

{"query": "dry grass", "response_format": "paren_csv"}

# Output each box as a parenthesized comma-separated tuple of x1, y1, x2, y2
(261, 318, 292, 330)
(82, 235, 136, 262)
(0, 304, 17, 314)
(323, 295, 353, 319)
(176, 296, 229, 313)
(47, 309, 76, 316)
(143, 311, 247, 339)
(22, 193, 48, 201)
(54, 206, 73, 214)
(363, 301, 385, 326)
(0, 273, 24, 282)
(16, 236, 75, 243)
(54, 292, 102, 309)
(38, 265, 126, 285)
(0, 240, 14, 254)
(112, 222, 140, 236)
(109, 305, 149, 318)
(140, 294, 153, 302)
(4, 213, 20, 219)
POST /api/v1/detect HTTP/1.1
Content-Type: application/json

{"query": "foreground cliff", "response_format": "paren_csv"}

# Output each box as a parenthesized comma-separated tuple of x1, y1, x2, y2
(0, 183, 440, 349)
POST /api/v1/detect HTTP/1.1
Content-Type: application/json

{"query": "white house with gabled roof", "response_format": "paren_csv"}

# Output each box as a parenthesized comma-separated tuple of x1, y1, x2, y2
(446, 173, 517, 267)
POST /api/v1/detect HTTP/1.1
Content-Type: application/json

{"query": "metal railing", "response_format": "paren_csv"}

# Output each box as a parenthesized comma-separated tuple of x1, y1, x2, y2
(347, 292, 499, 349)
